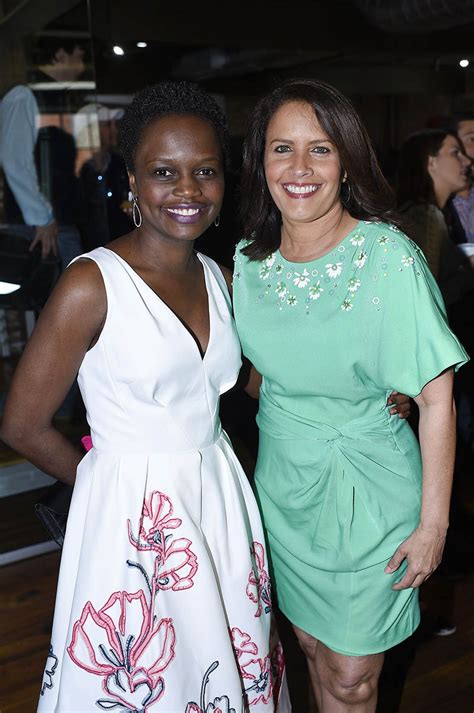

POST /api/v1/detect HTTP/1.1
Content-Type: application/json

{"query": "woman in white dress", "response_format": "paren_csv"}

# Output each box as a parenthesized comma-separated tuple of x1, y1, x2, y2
(1, 81, 290, 713)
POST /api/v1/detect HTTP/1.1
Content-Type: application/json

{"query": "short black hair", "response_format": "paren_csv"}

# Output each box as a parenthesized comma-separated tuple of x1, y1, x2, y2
(118, 81, 230, 172)
(29, 36, 88, 66)
(447, 110, 474, 134)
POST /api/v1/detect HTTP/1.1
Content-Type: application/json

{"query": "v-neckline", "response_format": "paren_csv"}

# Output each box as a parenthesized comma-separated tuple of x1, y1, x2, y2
(104, 248, 212, 362)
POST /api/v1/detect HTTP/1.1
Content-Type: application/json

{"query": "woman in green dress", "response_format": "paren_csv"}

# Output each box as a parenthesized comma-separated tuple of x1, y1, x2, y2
(232, 79, 469, 712)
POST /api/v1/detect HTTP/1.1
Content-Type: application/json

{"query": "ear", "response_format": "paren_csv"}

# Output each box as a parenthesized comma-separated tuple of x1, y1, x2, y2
(427, 154, 437, 176)
(128, 173, 137, 196)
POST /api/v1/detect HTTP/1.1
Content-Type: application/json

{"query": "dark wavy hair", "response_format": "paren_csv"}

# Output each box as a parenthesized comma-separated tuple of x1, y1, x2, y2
(396, 129, 463, 208)
(239, 78, 397, 260)
(118, 80, 230, 173)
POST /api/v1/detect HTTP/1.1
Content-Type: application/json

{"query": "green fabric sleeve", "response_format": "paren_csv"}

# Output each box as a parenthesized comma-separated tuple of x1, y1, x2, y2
(374, 233, 469, 397)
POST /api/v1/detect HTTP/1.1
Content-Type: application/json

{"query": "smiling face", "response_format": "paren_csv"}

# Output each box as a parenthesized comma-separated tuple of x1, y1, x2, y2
(427, 134, 471, 196)
(263, 100, 344, 224)
(129, 113, 224, 243)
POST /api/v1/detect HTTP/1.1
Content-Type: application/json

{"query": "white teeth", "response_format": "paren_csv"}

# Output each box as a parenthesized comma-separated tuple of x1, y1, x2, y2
(285, 184, 318, 194)
(167, 207, 200, 216)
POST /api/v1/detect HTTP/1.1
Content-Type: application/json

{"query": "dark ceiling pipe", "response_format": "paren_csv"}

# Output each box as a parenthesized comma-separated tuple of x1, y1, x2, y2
(352, 0, 474, 33)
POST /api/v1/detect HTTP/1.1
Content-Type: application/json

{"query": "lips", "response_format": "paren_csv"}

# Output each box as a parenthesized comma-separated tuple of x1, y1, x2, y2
(282, 183, 320, 199)
(163, 203, 208, 224)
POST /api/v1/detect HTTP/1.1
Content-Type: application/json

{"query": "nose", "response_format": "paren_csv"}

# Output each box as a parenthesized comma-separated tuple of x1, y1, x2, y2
(290, 151, 312, 177)
(460, 153, 471, 169)
(173, 173, 202, 198)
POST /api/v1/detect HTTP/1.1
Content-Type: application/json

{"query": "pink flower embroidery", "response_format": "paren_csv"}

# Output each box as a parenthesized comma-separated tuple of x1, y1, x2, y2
(241, 655, 273, 706)
(152, 535, 198, 591)
(128, 491, 182, 553)
(67, 589, 175, 711)
(128, 490, 198, 591)
(232, 626, 285, 708)
(246, 542, 272, 617)
(230, 627, 258, 667)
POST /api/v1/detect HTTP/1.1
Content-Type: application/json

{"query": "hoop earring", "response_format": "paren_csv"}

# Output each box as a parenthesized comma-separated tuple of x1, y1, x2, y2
(214, 214, 220, 228)
(341, 180, 352, 205)
(132, 196, 142, 228)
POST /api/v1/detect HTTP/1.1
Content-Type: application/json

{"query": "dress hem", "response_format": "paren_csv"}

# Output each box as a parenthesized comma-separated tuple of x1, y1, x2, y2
(278, 603, 421, 657)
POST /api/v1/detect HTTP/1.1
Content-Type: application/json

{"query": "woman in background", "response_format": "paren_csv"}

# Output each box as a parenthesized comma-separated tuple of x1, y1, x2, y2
(396, 128, 471, 286)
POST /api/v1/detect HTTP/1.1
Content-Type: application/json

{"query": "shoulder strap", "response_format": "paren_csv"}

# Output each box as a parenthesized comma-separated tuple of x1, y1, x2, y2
(198, 252, 232, 306)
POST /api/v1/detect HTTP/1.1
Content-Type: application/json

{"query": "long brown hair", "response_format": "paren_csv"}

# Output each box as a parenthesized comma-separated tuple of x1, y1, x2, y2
(396, 128, 460, 208)
(239, 78, 396, 260)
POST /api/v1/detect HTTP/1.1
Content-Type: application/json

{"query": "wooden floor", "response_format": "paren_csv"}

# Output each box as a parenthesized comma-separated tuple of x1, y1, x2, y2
(0, 550, 472, 712)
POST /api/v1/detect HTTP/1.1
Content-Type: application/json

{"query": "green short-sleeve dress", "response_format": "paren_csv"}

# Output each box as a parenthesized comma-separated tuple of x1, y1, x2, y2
(232, 220, 469, 656)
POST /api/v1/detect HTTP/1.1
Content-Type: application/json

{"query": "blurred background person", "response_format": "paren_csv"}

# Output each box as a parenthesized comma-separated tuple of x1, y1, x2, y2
(396, 128, 471, 283)
(447, 111, 474, 250)
(0, 83, 58, 259)
(78, 104, 133, 250)
(396, 129, 474, 625)
(2, 35, 89, 272)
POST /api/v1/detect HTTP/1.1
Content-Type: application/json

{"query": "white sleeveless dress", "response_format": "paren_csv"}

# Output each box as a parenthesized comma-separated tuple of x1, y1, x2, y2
(37, 248, 291, 713)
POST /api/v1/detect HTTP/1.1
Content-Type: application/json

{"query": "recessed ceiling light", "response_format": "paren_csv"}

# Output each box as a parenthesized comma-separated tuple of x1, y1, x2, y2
(459, 59, 469, 68)
(113, 45, 125, 56)
(137, 42, 148, 48)
(0, 282, 21, 295)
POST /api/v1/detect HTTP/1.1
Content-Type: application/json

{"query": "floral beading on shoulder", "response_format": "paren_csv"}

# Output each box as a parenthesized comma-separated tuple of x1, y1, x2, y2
(232, 237, 254, 283)
(236, 222, 424, 316)
(250, 226, 375, 315)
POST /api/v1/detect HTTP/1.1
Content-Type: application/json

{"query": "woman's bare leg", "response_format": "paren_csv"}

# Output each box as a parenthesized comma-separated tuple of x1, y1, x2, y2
(293, 624, 384, 712)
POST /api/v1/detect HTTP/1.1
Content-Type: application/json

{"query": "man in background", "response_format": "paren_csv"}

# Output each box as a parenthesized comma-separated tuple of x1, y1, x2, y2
(0, 84, 58, 259)
(1, 36, 90, 269)
(447, 111, 474, 245)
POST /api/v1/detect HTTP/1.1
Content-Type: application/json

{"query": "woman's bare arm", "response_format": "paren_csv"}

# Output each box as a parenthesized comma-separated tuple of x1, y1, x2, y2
(385, 369, 456, 589)
(1, 260, 106, 484)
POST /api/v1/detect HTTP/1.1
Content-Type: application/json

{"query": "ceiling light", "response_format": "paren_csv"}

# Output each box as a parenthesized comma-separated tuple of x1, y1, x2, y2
(0, 282, 21, 295)
(113, 45, 125, 56)
(459, 59, 469, 68)
(137, 42, 147, 48)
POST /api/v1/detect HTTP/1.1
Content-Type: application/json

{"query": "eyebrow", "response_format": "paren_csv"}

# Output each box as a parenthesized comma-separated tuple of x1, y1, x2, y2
(145, 155, 221, 165)
(268, 138, 333, 145)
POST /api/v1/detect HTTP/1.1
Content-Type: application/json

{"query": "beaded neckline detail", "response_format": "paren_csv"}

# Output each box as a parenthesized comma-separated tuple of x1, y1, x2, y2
(233, 222, 422, 316)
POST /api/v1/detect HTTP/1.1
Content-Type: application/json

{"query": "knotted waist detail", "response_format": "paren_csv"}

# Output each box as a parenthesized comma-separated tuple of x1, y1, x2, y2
(254, 392, 421, 570)
(257, 391, 391, 444)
